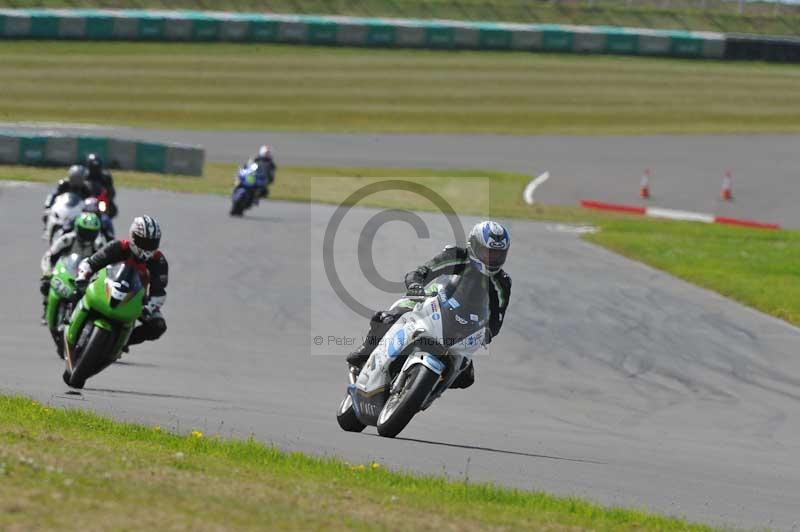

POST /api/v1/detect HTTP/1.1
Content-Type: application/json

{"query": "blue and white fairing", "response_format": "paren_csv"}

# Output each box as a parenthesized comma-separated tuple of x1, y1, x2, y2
(236, 162, 268, 189)
(350, 276, 489, 425)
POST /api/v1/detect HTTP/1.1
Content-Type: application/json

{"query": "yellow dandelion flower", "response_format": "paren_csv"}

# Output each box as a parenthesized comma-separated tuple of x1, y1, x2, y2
(190, 430, 203, 439)
(370, 463, 381, 470)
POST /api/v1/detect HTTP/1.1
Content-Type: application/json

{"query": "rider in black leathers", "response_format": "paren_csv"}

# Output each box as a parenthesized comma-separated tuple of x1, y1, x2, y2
(347, 221, 512, 389)
(84, 153, 118, 218)
(77, 215, 168, 350)
(252, 144, 277, 199)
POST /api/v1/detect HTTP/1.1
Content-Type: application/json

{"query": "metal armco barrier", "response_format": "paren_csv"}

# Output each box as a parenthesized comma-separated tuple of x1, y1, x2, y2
(723, 33, 800, 62)
(0, 132, 205, 176)
(0, 9, 732, 60)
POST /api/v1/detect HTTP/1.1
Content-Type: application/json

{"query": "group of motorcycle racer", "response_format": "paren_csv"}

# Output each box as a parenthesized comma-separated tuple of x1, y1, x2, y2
(36, 144, 511, 399)
(39, 153, 168, 356)
(38, 144, 277, 363)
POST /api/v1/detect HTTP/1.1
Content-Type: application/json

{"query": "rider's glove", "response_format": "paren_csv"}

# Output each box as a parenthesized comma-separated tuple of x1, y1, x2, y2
(405, 282, 426, 298)
(75, 260, 92, 290)
(39, 276, 51, 296)
(142, 296, 165, 319)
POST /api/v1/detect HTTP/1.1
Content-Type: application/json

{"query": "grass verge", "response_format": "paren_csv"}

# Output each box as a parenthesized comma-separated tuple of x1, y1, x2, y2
(585, 219, 800, 326)
(4, 163, 799, 326)
(2, 42, 800, 134)
(0, 394, 715, 531)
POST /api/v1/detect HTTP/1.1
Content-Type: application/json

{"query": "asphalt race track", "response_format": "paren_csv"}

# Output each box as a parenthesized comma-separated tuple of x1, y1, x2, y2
(3, 123, 800, 228)
(2, 182, 800, 529)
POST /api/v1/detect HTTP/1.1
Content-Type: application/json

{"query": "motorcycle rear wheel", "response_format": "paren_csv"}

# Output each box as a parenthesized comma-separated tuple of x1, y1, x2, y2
(336, 394, 366, 432)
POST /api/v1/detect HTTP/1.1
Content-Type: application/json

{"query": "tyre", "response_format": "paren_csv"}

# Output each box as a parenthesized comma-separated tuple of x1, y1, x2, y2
(52, 302, 67, 359)
(69, 326, 115, 389)
(336, 393, 366, 433)
(230, 201, 245, 216)
(376, 365, 439, 438)
(230, 188, 250, 216)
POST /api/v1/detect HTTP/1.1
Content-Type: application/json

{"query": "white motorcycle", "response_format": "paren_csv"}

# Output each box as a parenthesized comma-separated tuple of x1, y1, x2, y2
(337, 273, 490, 438)
(43, 192, 84, 244)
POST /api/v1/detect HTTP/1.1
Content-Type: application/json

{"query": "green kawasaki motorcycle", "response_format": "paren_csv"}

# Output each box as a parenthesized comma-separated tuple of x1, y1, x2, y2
(63, 262, 144, 389)
(45, 253, 85, 359)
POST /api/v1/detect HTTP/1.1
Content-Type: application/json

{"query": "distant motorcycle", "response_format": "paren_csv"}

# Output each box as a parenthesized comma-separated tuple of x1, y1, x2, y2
(230, 162, 267, 216)
(43, 192, 83, 244)
(65, 197, 115, 245)
(63, 262, 144, 389)
(337, 274, 489, 438)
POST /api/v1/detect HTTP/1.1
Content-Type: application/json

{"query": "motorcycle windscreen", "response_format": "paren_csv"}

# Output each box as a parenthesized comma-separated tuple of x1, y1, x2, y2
(104, 263, 144, 308)
(61, 253, 83, 276)
(57, 193, 83, 209)
(84, 265, 145, 324)
(437, 273, 490, 344)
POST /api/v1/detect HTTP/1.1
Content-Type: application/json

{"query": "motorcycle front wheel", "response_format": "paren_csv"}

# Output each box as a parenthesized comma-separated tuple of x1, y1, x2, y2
(68, 325, 115, 389)
(230, 187, 251, 216)
(376, 365, 439, 438)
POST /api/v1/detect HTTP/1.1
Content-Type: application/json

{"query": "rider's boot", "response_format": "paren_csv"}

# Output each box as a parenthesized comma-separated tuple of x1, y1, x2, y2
(450, 360, 475, 389)
(346, 309, 406, 375)
(346, 345, 372, 375)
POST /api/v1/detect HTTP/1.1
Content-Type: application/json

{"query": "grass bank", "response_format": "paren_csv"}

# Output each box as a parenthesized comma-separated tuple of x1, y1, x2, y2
(2, 42, 800, 134)
(0, 394, 715, 531)
(4, 0, 800, 36)
(4, 163, 799, 326)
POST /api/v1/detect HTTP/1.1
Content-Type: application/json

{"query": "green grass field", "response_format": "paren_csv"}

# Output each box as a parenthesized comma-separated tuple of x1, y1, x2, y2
(0, 394, 715, 531)
(2, 42, 800, 134)
(5, 163, 800, 325)
(5, 0, 800, 36)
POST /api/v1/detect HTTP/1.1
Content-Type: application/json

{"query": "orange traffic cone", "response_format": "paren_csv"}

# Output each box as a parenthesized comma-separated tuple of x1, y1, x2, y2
(640, 169, 651, 199)
(721, 171, 733, 201)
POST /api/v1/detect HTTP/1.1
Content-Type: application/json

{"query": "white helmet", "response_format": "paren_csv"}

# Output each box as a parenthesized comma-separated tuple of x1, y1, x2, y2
(467, 221, 510, 275)
(129, 215, 161, 261)
(255, 144, 273, 163)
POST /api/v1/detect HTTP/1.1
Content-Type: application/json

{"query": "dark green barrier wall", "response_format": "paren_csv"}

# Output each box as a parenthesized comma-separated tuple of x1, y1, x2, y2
(0, 133, 204, 176)
(0, 8, 728, 60)
(4, 9, 798, 62)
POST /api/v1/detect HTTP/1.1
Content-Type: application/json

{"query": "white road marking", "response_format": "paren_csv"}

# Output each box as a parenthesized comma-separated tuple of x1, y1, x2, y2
(546, 224, 599, 235)
(645, 207, 715, 224)
(523, 171, 550, 205)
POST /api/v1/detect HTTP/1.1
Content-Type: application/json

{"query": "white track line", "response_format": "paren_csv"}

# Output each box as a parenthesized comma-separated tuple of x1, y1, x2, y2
(523, 171, 550, 205)
(645, 207, 715, 224)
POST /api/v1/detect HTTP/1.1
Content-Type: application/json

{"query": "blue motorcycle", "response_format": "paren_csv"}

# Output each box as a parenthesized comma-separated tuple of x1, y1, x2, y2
(230, 162, 268, 216)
